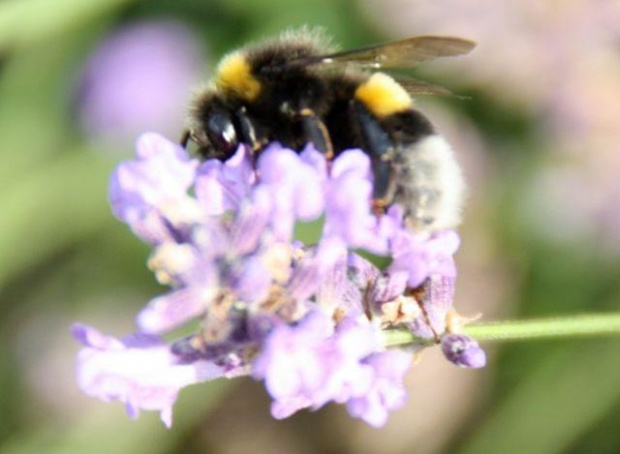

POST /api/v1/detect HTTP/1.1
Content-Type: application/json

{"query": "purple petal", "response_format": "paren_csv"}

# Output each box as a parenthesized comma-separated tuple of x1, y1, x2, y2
(257, 144, 325, 241)
(287, 238, 347, 301)
(228, 191, 271, 256)
(121, 332, 166, 349)
(345, 350, 412, 428)
(407, 274, 456, 339)
(195, 145, 255, 215)
(73, 324, 225, 427)
(368, 272, 409, 307)
(330, 149, 371, 179)
(136, 287, 213, 334)
(270, 396, 314, 419)
(315, 253, 364, 316)
(253, 313, 385, 416)
(441, 334, 487, 369)
(233, 255, 273, 304)
(323, 150, 388, 252)
(252, 310, 335, 400)
(299, 144, 328, 178)
(424, 275, 456, 334)
(348, 252, 382, 287)
(388, 230, 460, 288)
(347, 253, 410, 316)
(72, 323, 124, 350)
(109, 133, 199, 243)
(335, 318, 381, 359)
(252, 310, 334, 403)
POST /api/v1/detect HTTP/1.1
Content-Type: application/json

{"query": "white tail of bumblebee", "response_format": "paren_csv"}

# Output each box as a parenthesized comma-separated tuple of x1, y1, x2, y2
(396, 134, 466, 233)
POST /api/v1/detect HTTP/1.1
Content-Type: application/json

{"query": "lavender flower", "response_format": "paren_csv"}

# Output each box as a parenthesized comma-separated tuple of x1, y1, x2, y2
(73, 133, 483, 427)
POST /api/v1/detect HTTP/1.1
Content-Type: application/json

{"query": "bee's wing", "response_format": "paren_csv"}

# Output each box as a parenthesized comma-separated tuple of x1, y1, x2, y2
(391, 75, 471, 99)
(296, 36, 475, 69)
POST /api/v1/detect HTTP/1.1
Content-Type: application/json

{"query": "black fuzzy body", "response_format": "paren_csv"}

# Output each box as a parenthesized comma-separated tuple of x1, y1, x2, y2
(185, 31, 465, 232)
(188, 33, 435, 158)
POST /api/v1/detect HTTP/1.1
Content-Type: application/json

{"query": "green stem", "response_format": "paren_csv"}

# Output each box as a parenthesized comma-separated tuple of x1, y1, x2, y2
(382, 313, 620, 347)
(464, 313, 620, 342)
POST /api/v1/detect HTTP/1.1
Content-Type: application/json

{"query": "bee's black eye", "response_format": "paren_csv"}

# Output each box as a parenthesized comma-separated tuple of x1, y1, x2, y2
(206, 109, 238, 155)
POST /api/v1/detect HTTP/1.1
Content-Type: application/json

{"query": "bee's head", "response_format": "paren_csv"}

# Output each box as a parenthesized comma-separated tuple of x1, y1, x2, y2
(185, 92, 240, 160)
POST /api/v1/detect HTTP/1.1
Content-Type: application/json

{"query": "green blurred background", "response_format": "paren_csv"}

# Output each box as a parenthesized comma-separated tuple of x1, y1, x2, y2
(1, 0, 620, 453)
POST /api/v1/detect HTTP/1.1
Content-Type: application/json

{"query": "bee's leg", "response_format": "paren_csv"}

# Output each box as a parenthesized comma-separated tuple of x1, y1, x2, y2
(352, 102, 397, 214)
(298, 108, 334, 159)
(180, 129, 190, 148)
(234, 106, 266, 154)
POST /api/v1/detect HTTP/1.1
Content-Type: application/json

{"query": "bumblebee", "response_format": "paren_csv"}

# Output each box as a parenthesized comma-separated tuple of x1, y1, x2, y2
(183, 29, 474, 232)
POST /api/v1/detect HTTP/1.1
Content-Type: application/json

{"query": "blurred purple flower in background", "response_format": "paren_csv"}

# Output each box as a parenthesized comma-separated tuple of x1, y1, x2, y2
(73, 134, 484, 427)
(77, 21, 205, 148)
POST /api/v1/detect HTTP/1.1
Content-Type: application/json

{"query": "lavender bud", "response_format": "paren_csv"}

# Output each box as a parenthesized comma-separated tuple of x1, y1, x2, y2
(441, 334, 487, 369)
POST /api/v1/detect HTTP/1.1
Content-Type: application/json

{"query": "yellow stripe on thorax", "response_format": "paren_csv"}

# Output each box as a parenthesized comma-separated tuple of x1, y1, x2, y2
(354, 73, 412, 118)
(215, 52, 262, 101)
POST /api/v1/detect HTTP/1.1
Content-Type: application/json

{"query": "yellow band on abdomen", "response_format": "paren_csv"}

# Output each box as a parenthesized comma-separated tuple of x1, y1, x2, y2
(354, 73, 412, 118)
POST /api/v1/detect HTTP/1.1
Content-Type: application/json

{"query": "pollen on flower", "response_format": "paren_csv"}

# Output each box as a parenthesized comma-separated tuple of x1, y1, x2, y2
(263, 243, 294, 284)
(73, 133, 483, 429)
(148, 243, 196, 285)
(381, 294, 422, 326)
(158, 197, 204, 226)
